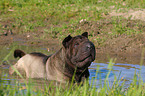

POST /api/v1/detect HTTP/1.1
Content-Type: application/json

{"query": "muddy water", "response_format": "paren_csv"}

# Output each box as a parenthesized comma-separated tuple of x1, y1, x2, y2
(0, 44, 145, 89)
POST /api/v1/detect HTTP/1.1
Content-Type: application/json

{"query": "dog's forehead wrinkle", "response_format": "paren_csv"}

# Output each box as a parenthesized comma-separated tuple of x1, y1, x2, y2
(72, 36, 88, 43)
(73, 35, 82, 39)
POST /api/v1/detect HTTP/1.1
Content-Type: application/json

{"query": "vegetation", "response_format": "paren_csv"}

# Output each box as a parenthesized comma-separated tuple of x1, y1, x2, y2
(0, 0, 145, 96)
(0, 58, 145, 96)
(0, 0, 145, 40)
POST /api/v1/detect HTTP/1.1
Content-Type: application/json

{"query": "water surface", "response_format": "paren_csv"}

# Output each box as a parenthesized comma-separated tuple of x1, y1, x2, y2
(89, 62, 145, 88)
(0, 45, 145, 89)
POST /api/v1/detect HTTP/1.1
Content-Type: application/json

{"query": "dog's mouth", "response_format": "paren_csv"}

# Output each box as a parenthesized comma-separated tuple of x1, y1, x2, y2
(77, 54, 92, 63)
(70, 50, 95, 68)
(76, 54, 92, 69)
(72, 53, 93, 68)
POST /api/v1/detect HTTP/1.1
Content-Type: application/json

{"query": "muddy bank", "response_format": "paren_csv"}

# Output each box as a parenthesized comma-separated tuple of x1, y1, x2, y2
(0, 16, 145, 65)
(0, 30, 144, 65)
(0, 33, 60, 51)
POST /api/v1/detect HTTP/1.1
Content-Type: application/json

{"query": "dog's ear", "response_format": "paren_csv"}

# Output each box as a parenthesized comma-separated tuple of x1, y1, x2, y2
(81, 32, 88, 38)
(62, 35, 72, 48)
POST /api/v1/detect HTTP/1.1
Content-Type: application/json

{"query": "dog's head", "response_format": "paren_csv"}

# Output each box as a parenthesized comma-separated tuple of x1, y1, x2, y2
(62, 32, 96, 69)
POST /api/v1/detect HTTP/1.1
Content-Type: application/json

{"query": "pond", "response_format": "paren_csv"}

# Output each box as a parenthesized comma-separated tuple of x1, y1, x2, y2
(89, 62, 145, 88)
(0, 44, 145, 89)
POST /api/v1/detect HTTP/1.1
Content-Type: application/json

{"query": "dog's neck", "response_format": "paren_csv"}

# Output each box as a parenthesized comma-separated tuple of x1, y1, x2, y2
(64, 62, 89, 83)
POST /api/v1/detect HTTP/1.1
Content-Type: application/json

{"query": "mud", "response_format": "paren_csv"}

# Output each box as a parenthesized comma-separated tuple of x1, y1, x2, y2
(0, 17, 145, 65)
(63, 19, 145, 62)
(0, 33, 60, 50)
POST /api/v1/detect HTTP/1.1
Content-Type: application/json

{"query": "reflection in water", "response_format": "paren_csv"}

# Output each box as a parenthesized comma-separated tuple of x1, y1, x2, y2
(89, 69, 114, 80)
(1, 62, 145, 89)
(0, 42, 144, 94)
(89, 62, 145, 88)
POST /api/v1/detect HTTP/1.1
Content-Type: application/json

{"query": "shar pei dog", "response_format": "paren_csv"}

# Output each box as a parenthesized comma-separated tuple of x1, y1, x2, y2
(9, 32, 96, 83)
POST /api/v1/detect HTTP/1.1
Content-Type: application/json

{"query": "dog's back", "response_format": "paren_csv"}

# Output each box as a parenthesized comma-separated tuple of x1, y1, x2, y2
(9, 50, 51, 78)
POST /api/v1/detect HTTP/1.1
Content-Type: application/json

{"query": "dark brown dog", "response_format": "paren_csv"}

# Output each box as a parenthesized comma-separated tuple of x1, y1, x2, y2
(9, 32, 96, 83)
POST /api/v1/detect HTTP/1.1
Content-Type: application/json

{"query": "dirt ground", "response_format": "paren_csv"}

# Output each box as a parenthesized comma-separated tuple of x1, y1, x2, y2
(0, 9, 145, 64)
(0, 30, 144, 65)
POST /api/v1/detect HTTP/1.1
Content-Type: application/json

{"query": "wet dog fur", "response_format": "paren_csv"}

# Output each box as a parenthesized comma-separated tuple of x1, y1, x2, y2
(9, 32, 96, 83)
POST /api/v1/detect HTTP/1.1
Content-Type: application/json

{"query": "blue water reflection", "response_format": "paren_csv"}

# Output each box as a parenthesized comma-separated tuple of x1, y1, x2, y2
(1, 62, 145, 89)
(89, 62, 145, 88)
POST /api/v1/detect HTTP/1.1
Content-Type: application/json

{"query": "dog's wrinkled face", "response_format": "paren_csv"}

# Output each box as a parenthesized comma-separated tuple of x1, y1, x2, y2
(62, 32, 96, 69)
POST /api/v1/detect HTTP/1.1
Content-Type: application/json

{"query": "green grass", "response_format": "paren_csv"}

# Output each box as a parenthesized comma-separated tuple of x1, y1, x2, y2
(0, 0, 145, 47)
(0, 58, 145, 96)
(0, 0, 145, 35)
(0, 49, 145, 96)
(0, 1, 145, 95)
